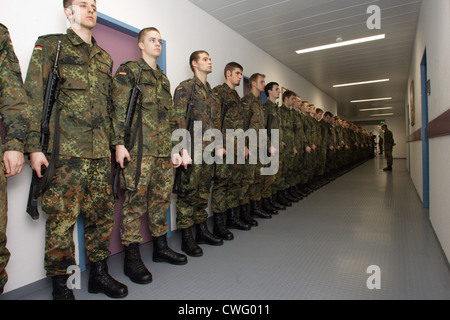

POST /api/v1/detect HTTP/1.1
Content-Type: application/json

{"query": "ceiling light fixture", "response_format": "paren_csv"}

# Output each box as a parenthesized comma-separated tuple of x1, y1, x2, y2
(359, 107, 393, 112)
(370, 113, 394, 117)
(334, 79, 390, 88)
(351, 97, 392, 103)
(295, 34, 385, 55)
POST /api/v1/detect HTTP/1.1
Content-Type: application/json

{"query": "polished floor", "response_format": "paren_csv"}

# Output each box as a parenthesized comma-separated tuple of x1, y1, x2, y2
(2, 156, 450, 300)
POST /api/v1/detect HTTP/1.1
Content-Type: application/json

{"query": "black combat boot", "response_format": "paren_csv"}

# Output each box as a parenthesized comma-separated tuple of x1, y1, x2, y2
(261, 197, 278, 215)
(277, 191, 292, 207)
(196, 222, 224, 246)
(123, 243, 152, 284)
(240, 203, 258, 227)
(52, 275, 75, 300)
(181, 227, 203, 257)
(383, 166, 392, 171)
(88, 259, 128, 298)
(283, 189, 299, 203)
(270, 194, 286, 210)
(213, 212, 234, 240)
(250, 200, 272, 219)
(153, 234, 188, 265)
(289, 186, 303, 200)
(227, 207, 251, 230)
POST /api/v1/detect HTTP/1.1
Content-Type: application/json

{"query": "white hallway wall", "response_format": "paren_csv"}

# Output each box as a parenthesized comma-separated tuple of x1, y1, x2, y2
(406, 0, 450, 262)
(0, 0, 337, 293)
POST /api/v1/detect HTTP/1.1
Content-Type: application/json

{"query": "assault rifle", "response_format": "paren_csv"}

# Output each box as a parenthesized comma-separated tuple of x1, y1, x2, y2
(26, 41, 62, 220)
(112, 66, 143, 201)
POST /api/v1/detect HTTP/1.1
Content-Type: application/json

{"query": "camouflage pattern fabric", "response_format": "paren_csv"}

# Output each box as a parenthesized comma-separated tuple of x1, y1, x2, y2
(112, 59, 176, 244)
(0, 24, 28, 291)
(384, 129, 394, 167)
(211, 83, 243, 213)
(24, 29, 114, 277)
(120, 156, 172, 244)
(292, 109, 307, 186)
(43, 157, 114, 277)
(241, 92, 265, 202)
(278, 104, 295, 190)
(173, 76, 219, 229)
(24, 28, 113, 158)
(111, 59, 177, 157)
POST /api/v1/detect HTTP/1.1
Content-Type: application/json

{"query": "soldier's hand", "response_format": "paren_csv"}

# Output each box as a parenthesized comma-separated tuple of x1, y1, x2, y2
(181, 150, 192, 170)
(216, 148, 226, 159)
(305, 146, 312, 154)
(245, 146, 251, 159)
(269, 146, 277, 155)
(30, 152, 48, 178)
(3, 150, 24, 178)
(115, 145, 130, 169)
(171, 153, 182, 169)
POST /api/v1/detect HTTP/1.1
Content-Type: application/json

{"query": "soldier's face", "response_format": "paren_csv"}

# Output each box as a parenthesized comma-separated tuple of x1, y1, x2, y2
(66, 0, 97, 30)
(253, 76, 266, 93)
(139, 30, 162, 59)
(315, 112, 323, 121)
(228, 68, 243, 87)
(270, 85, 281, 99)
(193, 53, 212, 74)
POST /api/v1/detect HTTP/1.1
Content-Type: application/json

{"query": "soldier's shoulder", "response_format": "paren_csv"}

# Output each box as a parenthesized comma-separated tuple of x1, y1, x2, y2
(36, 33, 65, 43)
(0, 23, 8, 34)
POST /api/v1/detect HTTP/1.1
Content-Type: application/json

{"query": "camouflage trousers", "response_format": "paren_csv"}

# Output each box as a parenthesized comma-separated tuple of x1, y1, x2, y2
(211, 162, 240, 213)
(42, 157, 114, 277)
(261, 166, 277, 199)
(280, 150, 295, 190)
(0, 157, 9, 291)
(176, 163, 213, 229)
(385, 148, 393, 167)
(316, 147, 327, 176)
(121, 156, 172, 245)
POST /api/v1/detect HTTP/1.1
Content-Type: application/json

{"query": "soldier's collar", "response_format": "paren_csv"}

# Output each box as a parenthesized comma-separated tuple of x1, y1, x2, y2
(66, 28, 98, 47)
(193, 75, 211, 91)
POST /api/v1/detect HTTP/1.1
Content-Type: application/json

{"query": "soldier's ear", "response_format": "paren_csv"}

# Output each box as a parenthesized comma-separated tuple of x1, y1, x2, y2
(138, 41, 145, 51)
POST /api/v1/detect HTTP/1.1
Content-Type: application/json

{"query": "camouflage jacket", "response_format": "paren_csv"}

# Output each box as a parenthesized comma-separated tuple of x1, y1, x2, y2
(263, 99, 282, 144)
(292, 109, 307, 151)
(279, 104, 295, 153)
(317, 119, 329, 150)
(213, 82, 243, 133)
(112, 58, 176, 157)
(24, 28, 113, 159)
(0, 24, 28, 153)
(173, 76, 220, 150)
(241, 92, 265, 151)
(384, 129, 394, 150)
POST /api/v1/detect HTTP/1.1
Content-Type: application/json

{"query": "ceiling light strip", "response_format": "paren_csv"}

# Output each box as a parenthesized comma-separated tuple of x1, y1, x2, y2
(369, 113, 394, 117)
(334, 79, 390, 88)
(359, 107, 393, 112)
(296, 34, 385, 55)
(351, 97, 392, 103)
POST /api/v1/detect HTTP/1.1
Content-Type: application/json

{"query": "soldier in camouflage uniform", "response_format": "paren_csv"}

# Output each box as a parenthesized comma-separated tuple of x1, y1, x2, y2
(112, 27, 187, 285)
(173, 50, 224, 257)
(0, 24, 28, 295)
(314, 108, 329, 186)
(382, 124, 395, 171)
(212, 62, 252, 241)
(277, 90, 300, 204)
(292, 95, 308, 198)
(240, 73, 272, 219)
(24, 0, 127, 300)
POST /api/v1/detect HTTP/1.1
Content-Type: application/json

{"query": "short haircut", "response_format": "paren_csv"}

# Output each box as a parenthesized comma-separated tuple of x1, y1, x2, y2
(189, 50, 209, 73)
(249, 73, 265, 88)
(264, 82, 279, 97)
(64, 0, 96, 8)
(282, 89, 296, 102)
(224, 62, 243, 78)
(324, 111, 334, 118)
(137, 27, 160, 44)
(316, 108, 324, 114)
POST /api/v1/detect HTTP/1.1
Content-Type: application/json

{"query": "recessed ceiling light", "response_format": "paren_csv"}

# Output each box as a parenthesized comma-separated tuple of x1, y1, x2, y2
(295, 34, 385, 55)
(351, 97, 393, 103)
(334, 79, 390, 88)
(370, 113, 394, 117)
(360, 107, 393, 112)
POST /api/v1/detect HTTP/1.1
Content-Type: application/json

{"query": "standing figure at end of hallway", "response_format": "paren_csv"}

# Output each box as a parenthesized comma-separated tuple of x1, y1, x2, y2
(381, 124, 394, 171)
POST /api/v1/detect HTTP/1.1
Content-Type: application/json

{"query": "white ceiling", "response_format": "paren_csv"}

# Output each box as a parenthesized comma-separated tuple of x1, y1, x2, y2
(189, 0, 422, 122)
